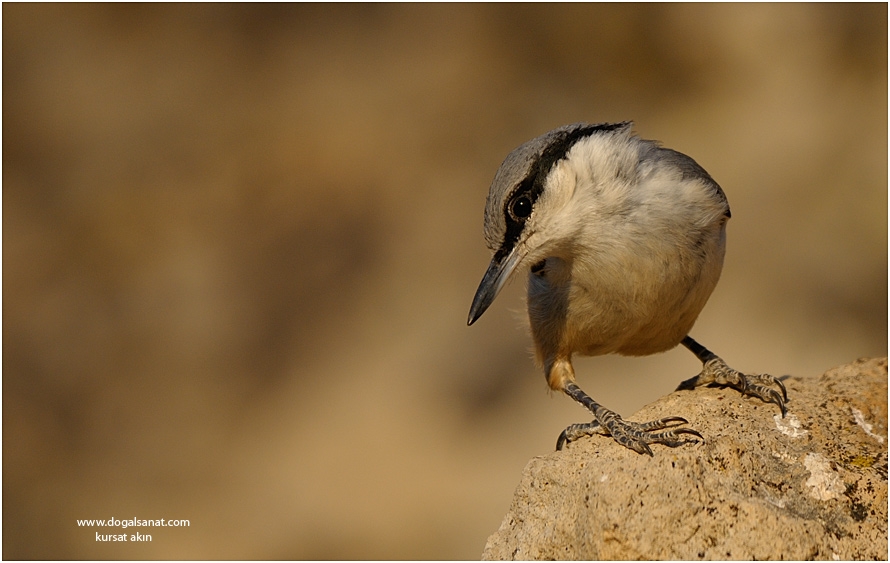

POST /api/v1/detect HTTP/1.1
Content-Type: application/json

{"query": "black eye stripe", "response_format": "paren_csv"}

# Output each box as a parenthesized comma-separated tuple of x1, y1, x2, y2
(495, 175, 538, 262)
(495, 123, 624, 261)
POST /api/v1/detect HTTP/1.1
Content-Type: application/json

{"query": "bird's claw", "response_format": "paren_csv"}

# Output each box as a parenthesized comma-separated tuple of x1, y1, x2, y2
(557, 414, 703, 454)
(701, 358, 788, 416)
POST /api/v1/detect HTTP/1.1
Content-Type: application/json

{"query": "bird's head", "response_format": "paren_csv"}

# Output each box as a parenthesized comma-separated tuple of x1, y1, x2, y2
(467, 121, 635, 326)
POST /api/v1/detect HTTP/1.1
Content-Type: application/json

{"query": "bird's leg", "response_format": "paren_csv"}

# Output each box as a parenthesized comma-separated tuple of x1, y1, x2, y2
(679, 336, 788, 416)
(557, 382, 702, 455)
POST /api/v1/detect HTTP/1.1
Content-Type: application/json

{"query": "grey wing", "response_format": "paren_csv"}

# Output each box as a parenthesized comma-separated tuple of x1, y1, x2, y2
(655, 146, 730, 218)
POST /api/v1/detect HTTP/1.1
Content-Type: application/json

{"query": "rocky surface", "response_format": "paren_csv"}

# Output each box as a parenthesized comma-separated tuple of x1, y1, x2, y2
(482, 358, 888, 560)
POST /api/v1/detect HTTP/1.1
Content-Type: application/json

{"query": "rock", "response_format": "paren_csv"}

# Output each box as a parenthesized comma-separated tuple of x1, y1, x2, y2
(482, 358, 888, 560)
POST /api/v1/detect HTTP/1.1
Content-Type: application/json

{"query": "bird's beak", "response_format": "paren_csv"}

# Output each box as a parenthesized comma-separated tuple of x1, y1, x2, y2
(467, 246, 523, 326)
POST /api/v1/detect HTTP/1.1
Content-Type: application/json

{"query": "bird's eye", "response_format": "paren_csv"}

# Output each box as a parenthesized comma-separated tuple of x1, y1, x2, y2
(510, 196, 532, 220)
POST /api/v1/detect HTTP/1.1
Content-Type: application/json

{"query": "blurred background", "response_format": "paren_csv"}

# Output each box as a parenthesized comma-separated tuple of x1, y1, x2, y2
(3, 3, 886, 559)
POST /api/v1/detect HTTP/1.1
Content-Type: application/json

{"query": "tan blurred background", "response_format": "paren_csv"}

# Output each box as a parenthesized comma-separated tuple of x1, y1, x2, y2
(3, 3, 886, 559)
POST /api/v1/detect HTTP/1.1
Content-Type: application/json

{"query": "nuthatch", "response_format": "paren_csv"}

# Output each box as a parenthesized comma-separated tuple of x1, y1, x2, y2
(468, 122, 787, 455)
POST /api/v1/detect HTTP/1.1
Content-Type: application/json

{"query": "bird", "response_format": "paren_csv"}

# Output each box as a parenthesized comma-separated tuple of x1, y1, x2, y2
(467, 122, 787, 455)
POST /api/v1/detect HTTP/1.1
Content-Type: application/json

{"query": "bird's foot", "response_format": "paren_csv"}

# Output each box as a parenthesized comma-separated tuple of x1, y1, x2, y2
(556, 412, 702, 455)
(678, 356, 788, 416)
